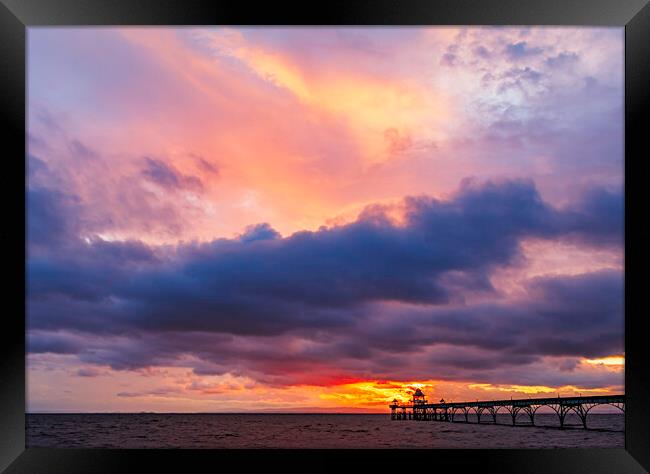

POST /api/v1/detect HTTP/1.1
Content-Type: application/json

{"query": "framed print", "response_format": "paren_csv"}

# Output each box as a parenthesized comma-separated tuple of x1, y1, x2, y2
(1, 0, 649, 472)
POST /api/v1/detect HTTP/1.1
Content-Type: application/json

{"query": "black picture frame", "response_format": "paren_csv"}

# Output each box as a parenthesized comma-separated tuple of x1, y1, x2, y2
(1, 0, 648, 472)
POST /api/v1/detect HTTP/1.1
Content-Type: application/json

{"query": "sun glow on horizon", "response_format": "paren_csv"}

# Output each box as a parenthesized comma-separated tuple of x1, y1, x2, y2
(584, 356, 625, 368)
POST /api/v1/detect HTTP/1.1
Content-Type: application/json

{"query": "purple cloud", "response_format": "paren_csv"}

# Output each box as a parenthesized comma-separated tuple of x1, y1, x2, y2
(141, 157, 203, 192)
(505, 41, 544, 60)
(26, 178, 623, 388)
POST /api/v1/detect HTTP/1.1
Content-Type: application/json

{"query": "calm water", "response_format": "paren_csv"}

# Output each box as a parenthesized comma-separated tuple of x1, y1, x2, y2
(27, 413, 624, 449)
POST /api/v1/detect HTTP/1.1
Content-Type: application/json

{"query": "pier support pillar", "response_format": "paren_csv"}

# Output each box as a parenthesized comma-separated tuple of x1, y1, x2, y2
(510, 407, 521, 426)
(523, 406, 535, 426)
(556, 405, 571, 429)
(573, 403, 596, 429)
(487, 407, 497, 424)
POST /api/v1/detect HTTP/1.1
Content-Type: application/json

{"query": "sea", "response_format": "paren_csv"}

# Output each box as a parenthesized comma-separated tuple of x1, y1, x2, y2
(26, 413, 624, 449)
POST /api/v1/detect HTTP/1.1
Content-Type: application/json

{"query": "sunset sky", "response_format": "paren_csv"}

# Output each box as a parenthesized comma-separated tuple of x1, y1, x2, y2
(27, 27, 624, 413)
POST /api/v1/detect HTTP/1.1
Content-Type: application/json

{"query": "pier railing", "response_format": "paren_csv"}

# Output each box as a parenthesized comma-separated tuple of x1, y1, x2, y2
(389, 394, 624, 429)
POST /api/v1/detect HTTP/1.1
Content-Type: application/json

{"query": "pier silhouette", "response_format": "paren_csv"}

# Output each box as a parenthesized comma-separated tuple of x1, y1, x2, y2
(389, 389, 624, 429)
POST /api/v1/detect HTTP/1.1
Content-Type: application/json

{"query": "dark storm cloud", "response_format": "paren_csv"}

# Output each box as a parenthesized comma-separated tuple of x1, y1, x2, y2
(28, 220, 159, 302)
(28, 331, 83, 355)
(27, 269, 622, 387)
(561, 187, 623, 246)
(27, 179, 622, 334)
(238, 223, 282, 242)
(26, 179, 623, 387)
(355, 270, 623, 361)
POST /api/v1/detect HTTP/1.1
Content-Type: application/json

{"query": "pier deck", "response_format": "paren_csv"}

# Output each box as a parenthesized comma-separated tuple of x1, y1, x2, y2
(389, 394, 624, 429)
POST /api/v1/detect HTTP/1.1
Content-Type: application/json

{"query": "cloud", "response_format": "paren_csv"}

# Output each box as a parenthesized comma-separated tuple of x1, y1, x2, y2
(26, 140, 203, 243)
(27, 179, 622, 331)
(473, 45, 491, 58)
(26, 178, 623, 389)
(141, 156, 203, 192)
(545, 52, 579, 68)
(68, 140, 98, 159)
(28, 332, 83, 355)
(504, 41, 544, 60)
(76, 367, 106, 377)
(561, 187, 623, 246)
(116, 387, 182, 397)
(238, 223, 281, 242)
(27, 269, 622, 389)
(25, 28, 623, 399)
(365, 269, 623, 360)
(440, 52, 457, 67)
(502, 66, 543, 84)
(195, 156, 220, 176)
(27, 28, 623, 249)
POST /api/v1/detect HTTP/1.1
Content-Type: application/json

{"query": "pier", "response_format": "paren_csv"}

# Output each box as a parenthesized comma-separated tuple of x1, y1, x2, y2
(389, 389, 624, 429)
